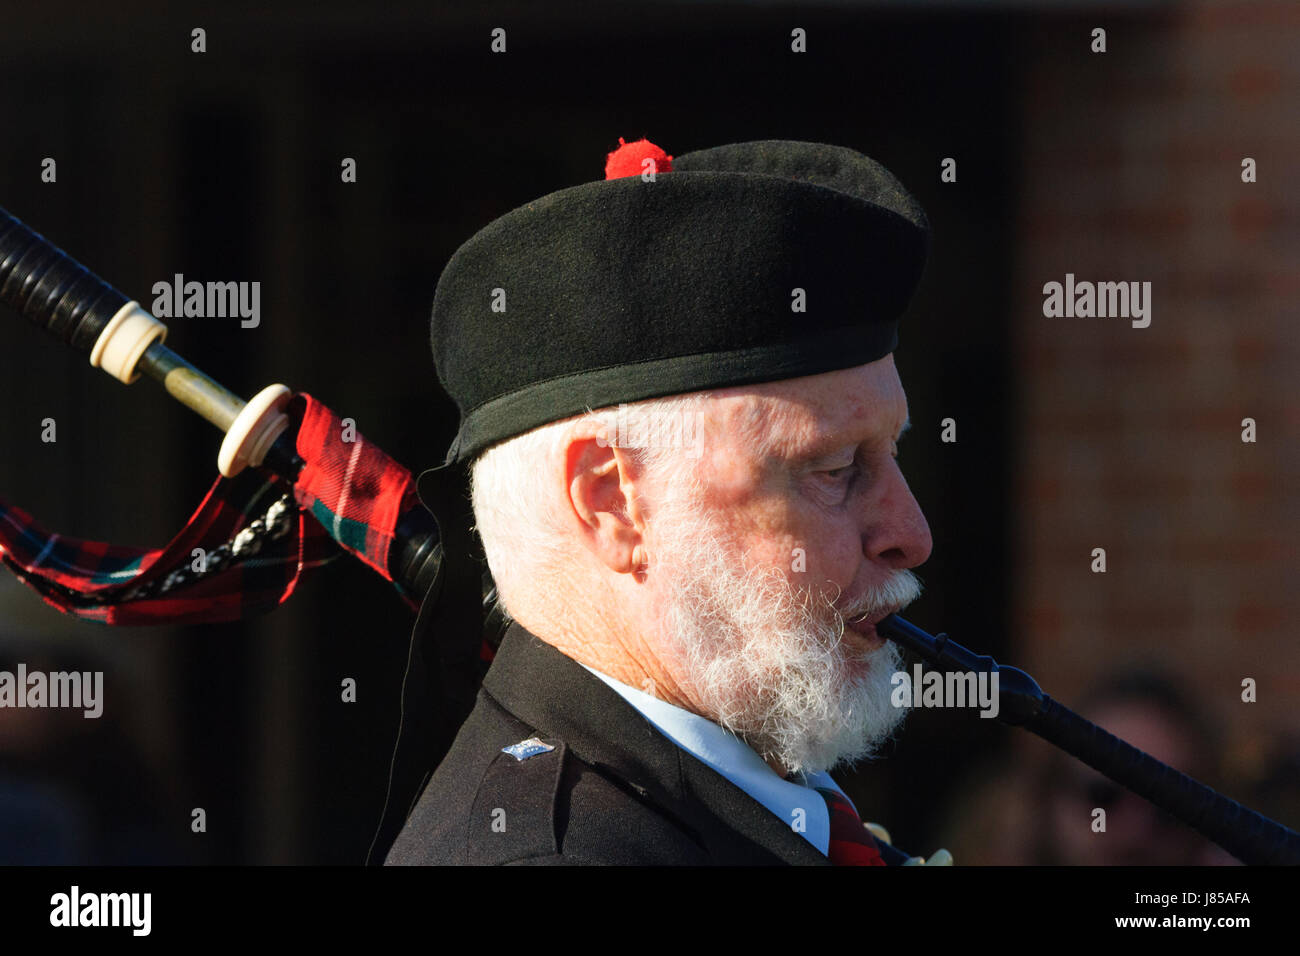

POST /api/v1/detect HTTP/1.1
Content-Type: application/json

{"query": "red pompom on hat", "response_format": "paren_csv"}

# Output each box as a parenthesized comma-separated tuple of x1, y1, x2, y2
(604, 137, 674, 179)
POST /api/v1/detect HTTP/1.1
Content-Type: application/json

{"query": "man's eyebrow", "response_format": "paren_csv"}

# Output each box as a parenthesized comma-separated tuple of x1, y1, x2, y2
(790, 414, 911, 464)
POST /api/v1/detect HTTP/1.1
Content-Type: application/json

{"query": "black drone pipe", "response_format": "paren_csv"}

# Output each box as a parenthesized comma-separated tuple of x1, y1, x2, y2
(3, 204, 1296, 865)
(0, 204, 445, 603)
(877, 614, 1300, 865)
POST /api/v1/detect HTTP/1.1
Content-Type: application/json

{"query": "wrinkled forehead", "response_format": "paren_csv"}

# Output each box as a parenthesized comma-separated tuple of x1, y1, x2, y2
(704, 358, 909, 461)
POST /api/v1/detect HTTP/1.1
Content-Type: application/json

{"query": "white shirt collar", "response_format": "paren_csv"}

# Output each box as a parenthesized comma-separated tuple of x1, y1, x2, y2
(577, 662, 854, 856)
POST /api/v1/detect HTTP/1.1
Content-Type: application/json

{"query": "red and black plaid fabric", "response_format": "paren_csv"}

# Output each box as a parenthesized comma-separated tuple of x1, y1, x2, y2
(0, 394, 419, 625)
(291, 395, 420, 583)
(816, 787, 886, 866)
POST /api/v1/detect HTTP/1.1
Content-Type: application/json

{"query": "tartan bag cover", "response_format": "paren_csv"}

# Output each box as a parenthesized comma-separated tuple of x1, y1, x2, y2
(0, 394, 420, 625)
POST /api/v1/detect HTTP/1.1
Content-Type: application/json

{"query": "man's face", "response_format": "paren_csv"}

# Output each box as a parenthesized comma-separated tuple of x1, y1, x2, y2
(641, 355, 933, 774)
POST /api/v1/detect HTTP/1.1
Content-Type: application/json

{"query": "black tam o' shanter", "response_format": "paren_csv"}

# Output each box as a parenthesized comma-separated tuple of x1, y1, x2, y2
(370, 138, 931, 862)
(430, 138, 930, 465)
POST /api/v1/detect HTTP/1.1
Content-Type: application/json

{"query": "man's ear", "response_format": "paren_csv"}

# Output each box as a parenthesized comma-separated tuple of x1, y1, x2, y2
(563, 420, 647, 576)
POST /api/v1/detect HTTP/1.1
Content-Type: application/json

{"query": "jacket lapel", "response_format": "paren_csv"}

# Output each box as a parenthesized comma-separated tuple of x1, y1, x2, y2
(482, 623, 829, 865)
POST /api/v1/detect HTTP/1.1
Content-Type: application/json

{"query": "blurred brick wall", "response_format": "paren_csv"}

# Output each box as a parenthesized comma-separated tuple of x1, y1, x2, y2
(1011, 1, 1299, 781)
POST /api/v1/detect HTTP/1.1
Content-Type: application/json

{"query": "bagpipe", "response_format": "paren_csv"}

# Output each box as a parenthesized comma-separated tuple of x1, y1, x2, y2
(2, 205, 1297, 865)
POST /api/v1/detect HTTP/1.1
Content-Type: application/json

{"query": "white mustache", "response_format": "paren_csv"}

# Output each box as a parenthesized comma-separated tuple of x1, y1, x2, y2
(840, 569, 923, 625)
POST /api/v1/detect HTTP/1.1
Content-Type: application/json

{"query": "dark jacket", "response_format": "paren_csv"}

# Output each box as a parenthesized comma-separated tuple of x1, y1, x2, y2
(385, 621, 906, 865)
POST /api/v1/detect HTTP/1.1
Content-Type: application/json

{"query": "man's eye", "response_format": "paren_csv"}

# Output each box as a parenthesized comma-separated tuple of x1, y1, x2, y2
(820, 464, 858, 482)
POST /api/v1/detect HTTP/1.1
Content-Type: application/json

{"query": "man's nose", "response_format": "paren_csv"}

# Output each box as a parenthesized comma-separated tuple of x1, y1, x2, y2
(863, 459, 933, 569)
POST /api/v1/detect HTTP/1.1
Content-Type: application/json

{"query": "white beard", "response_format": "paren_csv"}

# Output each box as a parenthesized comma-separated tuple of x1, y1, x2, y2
(649, 505, 921, 776)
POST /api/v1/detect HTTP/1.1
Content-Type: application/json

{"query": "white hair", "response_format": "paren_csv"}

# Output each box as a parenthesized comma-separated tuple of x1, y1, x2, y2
(469, 392, 713, 626)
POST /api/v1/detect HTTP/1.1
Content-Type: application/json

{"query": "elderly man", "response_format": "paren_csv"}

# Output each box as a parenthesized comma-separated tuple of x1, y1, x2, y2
(385, 138, 934, 865)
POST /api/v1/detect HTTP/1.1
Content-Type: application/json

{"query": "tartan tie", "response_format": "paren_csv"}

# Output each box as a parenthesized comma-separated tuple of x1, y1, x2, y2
(816, 787, 885, 866)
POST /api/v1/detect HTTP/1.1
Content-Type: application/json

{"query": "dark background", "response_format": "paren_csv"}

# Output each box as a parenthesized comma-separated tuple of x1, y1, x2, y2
(1, 1, 1292, 865)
